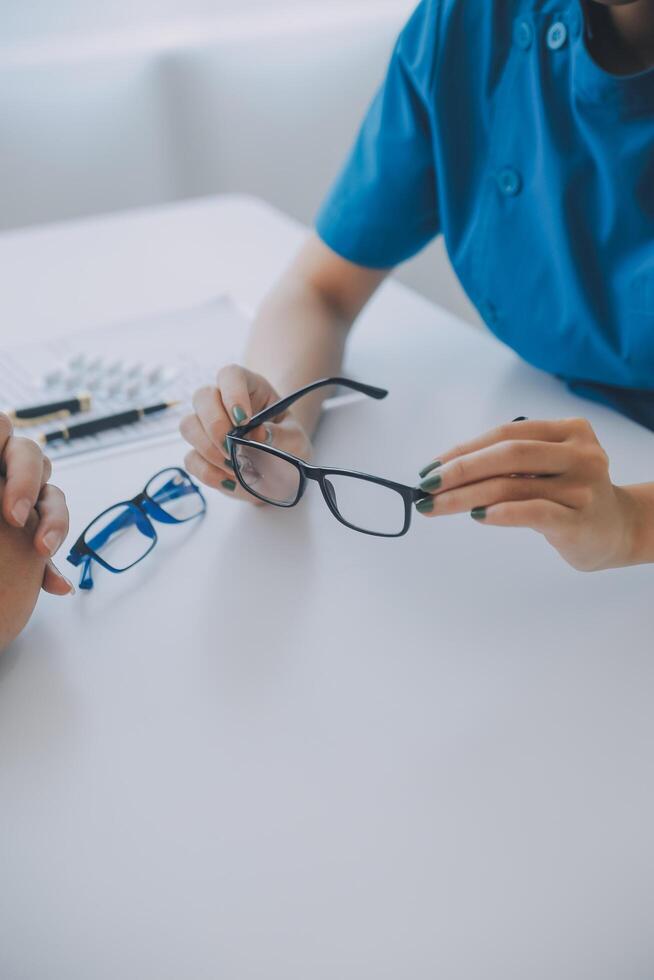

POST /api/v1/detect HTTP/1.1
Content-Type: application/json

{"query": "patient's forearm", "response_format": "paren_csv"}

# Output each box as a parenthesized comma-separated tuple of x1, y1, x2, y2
(0, 496, 45, 652)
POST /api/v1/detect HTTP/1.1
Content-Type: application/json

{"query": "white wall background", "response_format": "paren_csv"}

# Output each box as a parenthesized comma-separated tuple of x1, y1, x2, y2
(0, 0, 353, 44)
(0, 0, 479, 324)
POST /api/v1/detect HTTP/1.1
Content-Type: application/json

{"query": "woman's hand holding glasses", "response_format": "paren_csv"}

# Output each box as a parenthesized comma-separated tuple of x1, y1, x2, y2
(181, 377, 649, 569)
(182, 373, 421, 537)
(415, 416, 639, 572)
(180, 365, 313, 504)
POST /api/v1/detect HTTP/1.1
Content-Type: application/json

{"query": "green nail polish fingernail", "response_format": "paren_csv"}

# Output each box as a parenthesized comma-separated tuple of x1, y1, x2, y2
(419, 472, 442, 492)
(416, 497, 434, 515)
(418, 459, 442, 479)
(471, 507, 487, 521)
(221, 479, 236, 492)
(232, 405, 247, 424)
(222, 439, 229, 454)
(224, 458, 233, 470)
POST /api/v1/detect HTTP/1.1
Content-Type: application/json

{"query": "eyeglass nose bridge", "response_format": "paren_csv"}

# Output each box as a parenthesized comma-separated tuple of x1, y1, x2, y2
(321, 477, 341, 521)
(129, 491, 166, 530)
(300, 463, 333, 502)
(301, 466, 340, 518)
(301, 464, 323, 484)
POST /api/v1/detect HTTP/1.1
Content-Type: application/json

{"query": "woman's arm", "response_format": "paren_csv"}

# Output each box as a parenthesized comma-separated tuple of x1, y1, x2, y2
(181, 234, 390, 499)
(244, 232, 389, 435)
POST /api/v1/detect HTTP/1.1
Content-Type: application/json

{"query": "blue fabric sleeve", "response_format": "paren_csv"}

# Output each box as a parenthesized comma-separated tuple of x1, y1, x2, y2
(315, 1, 440, 269)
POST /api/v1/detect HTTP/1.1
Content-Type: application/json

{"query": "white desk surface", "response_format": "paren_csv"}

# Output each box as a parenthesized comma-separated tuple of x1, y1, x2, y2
(0, 196, 653, 980)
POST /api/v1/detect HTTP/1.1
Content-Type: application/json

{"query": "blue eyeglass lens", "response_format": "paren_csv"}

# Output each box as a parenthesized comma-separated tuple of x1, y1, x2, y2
(84, 503, 155, 571)
(145, 469, 205, 520)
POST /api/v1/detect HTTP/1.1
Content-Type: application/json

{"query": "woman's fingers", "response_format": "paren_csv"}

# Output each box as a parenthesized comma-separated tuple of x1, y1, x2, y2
(470, 499, 577, 535)
(42, 559, 75, 596)
(183, 366, 287, 504)
(33, 483, 70, 558)
(216, 364, 283, 427)
(216, 364, 255, 426)
(416, 474, 581, 517)
(191, 385, 232, 454)
(180, 413, 233, 469)
(184, 450, 264, 505)
(183, 448, 233, 490)
(1, 436, 49, 528)
(247, 422, 274, 446)
(419, 418, 580, 475)
(418, 439, 574, 497)
(185, 366, 284, 459)
(414, 416, 629, 572)
(182, 367, 304, 513)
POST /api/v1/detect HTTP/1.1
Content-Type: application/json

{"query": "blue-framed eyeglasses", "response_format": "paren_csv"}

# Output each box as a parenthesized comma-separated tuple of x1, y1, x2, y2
(67, 467, 206, 590)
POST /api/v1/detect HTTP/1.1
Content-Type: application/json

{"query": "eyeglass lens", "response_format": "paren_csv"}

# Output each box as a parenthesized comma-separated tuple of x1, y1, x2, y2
(145, 469, 205, 520)
(323, 473, 406, 535)
(234, 441, 301, 505)
(234, 435, 405, 535)
(84, 503, 156, 571)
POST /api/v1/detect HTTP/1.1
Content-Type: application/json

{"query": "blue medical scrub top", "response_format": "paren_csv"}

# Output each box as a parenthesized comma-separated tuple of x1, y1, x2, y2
(315, 0, 654, 428)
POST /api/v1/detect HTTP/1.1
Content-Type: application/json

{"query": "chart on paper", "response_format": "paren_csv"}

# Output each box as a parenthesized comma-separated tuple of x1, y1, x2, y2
(0, 296, 247, 463)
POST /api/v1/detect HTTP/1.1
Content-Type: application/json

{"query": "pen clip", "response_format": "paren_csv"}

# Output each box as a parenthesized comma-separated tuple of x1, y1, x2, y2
(10, 393, 92, 428)
(12, 408, 73, 428)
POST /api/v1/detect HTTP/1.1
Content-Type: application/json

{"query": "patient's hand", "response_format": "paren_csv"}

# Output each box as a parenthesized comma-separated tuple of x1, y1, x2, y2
(0, 492, 48, 650)
(0, 413, 73, 651)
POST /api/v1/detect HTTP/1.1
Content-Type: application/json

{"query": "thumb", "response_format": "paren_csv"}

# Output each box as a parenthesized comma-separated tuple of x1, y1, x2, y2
(42, 559, 75, 596)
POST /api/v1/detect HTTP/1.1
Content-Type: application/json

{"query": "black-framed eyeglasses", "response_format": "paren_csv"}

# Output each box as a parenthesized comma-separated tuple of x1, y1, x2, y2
(66, 467, 207, 590)
(227, 377, 430, 538)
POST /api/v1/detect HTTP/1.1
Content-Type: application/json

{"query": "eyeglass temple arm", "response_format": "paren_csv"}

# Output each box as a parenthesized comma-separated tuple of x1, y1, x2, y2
(234, 377, 388, 434)
(147, 477, 196, 507)
(412, 488, 432, 502)
(79, 556, 94, 590)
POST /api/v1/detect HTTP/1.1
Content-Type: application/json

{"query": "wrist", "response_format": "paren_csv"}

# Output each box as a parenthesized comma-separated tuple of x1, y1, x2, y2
(615, 483, 654, 567)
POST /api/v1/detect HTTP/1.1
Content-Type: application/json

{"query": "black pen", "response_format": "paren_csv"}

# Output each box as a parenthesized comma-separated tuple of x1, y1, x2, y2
(8, 393, 92, 427)
(39, 400, 180, 446)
